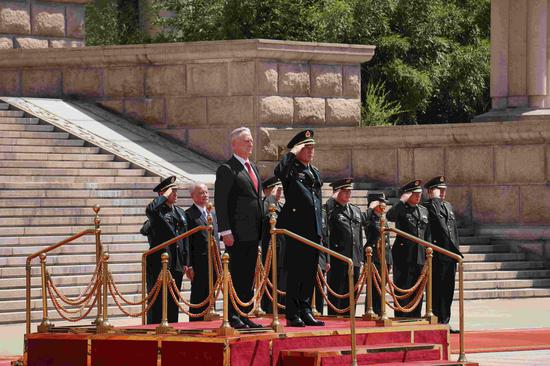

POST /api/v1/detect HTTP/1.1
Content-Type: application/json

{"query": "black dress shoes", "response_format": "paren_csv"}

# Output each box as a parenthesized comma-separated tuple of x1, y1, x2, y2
(301, 312, 325, 326)
(229, 316, 248, 329)
(286, 315, 305, 327)
(241, 317, 263, 329)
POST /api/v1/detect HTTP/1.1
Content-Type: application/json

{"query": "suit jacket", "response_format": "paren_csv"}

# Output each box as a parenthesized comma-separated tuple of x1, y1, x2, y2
(326, 202, 364, 268)
(363, 208, 393, 265)
(426, 197, 463, 262)
(386, 201, 430, 266)
(214, 156, 263, 242)
(274, 152, 323, 240)
(145, 196, 189, 273)
(185, 204, 220, 269)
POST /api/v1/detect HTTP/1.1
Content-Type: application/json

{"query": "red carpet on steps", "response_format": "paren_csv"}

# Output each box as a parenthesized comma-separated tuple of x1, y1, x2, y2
(450, 328, 550, 353)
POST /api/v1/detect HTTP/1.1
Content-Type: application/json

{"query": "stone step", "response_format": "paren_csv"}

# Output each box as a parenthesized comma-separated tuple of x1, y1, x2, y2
(462, 252, 526, 262)
(0, 167, 145, 176)
(0, 124, 53, 132)
(459, 244, 508, 254)
(0, 117, 38, 124)
(461, 278, 550, 290)
(0, 145, 101, 154)
(0, 110, 22, 116)
(0, 242, 148, 257)
(0, 252, 142, 267)
(0, 272, 142, 289)
(463, 260, 548, 271)
(0, 262, 139, 278)
(456, 287, 550, 300)
(457, 236, 491, 245)
(0, 176, 159, 184)
(0, 206, 146, 217)
(463, 269, 550, 280)
(0, 131, 70, 139)
(0, 233, 146, 246)
(0, 215, 147, 227)
(0, 104, 8, 110)
(0, 160, 131, 169)
(0, 182, 157, 191)
(0, 197, 152, 208)
(0, 188, 152, 199)
(0, 224, 142, 237)
(0, 152, 115, 161)
(0, 138, 84, 146)
(0, 282, 142, 301)
(458, 228, 474, 236)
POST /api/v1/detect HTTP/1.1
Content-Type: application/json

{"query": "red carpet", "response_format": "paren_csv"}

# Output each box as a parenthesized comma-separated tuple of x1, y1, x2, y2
(451, 328, 550, 353)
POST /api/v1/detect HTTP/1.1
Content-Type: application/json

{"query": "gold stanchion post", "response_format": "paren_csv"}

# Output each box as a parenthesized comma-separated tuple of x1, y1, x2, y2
(254, 246, 266, 317)
(311, 286, 320, 317)
(376, 214, 391, 326)
(425, 248, 437, 324)
(348, 264, 357, 366)
(269, 205, 284, 332)
(37, 253, 53, 332)
(156, 253, 174, 334)
(217, 253, 237, 336)
(204, 203, 220, 321)
(362, 247, 377, 320)
(92, 205, 103, 326)
(457, 260, 467, 362)
(97, 253, 113, 333)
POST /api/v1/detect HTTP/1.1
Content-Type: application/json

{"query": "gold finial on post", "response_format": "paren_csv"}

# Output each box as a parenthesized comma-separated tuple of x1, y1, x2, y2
(37, 253, 53, 333)
(156, 253, 174, 334)
(362, 246, 377, 320)
(97, 252, 113, 333)
(425, 247, 437, 324)
(217, 253, 237, 336)
(269, 204, 283, 332)
(204, 202, 220, 321)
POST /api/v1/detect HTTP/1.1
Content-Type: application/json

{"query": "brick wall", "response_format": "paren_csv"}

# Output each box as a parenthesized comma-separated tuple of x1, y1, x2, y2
(0, 0, 87, 49)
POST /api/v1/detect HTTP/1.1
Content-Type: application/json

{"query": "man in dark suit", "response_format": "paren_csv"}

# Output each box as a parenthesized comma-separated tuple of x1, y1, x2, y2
(260, 176, 286, 313)
(144, 176, 189, 324)
(325, 178, 364, 316)
(424, 176, 463, 332)
(185, 182, 220, 321)
(214, 127, 263, 329)
(363, 193, 392, 316)
(275, 129, 325, 327)
(386, 180, 430, 318)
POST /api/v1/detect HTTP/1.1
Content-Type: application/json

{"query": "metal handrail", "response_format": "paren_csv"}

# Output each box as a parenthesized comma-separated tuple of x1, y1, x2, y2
(25, 228, 96, 334)
(387, 226, 466, 362)
(272, 228, 358, 366)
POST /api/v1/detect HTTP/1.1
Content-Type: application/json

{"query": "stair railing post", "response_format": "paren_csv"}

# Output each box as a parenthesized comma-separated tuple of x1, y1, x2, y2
(204, 203, 220, 321)
(376, 214, 391, 326)
(97, 252, 113, 334)
(254, 246, 266, 317)
(348, 263, 357, 366)
(37, 253, 53, 333)
(457, 260, 467, 362)
(217, 253, 237, 336)
(425, 248, 437, 324)
(156, 253, 174, 334)
(269, 205, 284, 332)
(92, 205, 103, 326)
(362, 246, 377, 320)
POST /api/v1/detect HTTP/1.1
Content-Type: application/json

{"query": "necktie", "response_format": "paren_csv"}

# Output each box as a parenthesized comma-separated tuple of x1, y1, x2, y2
(245, 161, 258, 192)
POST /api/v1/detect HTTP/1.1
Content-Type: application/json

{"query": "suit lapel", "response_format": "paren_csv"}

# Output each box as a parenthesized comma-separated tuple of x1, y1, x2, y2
(232, 156, 259, 197)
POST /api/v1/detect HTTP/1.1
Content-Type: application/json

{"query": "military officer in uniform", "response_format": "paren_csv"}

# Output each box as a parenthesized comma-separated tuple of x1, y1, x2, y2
(274, 129, 325, 327)
(260, 176, 286, 313)
(325, 178, 364, 316)
(363, 193, 392, 316)
(424, 176, 463, 332)
(144, 176, 189, 324)
(386, 180, 430, 318)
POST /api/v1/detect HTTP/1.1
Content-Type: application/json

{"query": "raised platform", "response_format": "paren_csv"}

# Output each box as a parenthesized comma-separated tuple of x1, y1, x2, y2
(24, 317, 477, 366)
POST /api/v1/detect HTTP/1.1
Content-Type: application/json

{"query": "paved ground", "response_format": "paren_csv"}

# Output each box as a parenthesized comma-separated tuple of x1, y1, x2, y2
(2, 297, 550, 363)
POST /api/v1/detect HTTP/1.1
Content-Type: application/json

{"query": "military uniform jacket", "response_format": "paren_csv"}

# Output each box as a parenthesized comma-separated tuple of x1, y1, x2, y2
(262, 196, 286, 268)
(185, 204, 220, 269)
(326, 202, 364, 268)
(363, 208, 393, 266)
(426, 197, 463, 262)
(214, 156, 263, 242)
(386, 201, 430, 266)
(274, 152, 323, 240)
(145, 196, 189, 273)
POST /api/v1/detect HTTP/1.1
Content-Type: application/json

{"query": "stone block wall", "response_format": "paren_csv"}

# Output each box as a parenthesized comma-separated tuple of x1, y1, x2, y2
(261, 121, 550, 226)
(0, 39, 374, 162)
(0, 0, 87, 49)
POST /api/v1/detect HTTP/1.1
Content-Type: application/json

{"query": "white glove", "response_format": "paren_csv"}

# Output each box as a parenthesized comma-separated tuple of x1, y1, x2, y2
(400, 192, 412, 203)
(290, 142, 305, 155)
(369, 201, 380, 209)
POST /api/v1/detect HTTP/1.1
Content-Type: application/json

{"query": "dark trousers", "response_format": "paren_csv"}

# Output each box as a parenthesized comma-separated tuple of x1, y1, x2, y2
(432, 258, 457, 324)
(392, 262, 423, 318)
(314, 270, 325, 315)
(225, 240, 258, 318)
(189, 256, 218, 321)
(370, 262, 387, 316)
(285, 242, 319, 318)
(147, 267, 183, 324)
(327, 265, 360, 316)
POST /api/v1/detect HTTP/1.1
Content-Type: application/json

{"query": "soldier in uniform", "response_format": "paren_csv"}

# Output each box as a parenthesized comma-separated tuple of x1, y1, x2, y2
(144, 176, 189, 324)
(363, 193, 392, 316)
(185, 183, 219, 321)
(274, 129, 325, 327)
(424, 176, 463, 332)
(386, 180, 430, 318)
(260, 176, 286, 313)
(325, 178, 364, 316)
